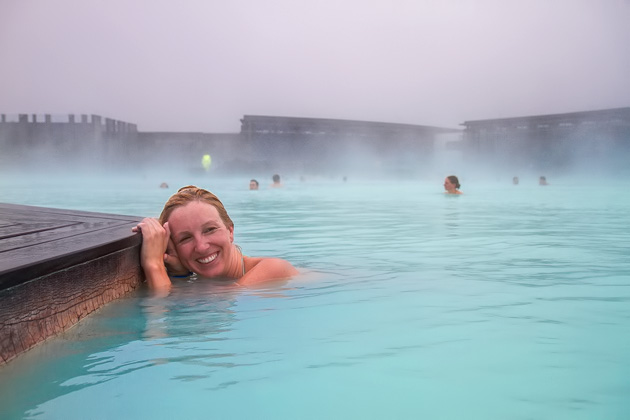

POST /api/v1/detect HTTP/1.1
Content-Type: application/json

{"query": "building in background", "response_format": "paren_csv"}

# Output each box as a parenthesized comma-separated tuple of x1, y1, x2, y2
(3, 107, 629, 177)
(239, 115, 460, 176)
(0, 113, 460, 177)
(0, 114, 136, 172)
(461, 107, 630, 174)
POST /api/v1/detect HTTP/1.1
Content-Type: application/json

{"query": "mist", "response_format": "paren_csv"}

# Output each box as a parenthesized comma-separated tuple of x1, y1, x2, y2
(1, 0, 629, 184)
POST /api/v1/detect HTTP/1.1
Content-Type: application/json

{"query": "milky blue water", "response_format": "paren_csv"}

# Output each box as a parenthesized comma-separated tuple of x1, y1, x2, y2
(1, 175, 629, 419)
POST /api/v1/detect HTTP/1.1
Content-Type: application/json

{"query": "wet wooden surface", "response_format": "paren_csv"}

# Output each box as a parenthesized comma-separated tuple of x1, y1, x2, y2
(0, 202, 145, 364)
(0, 203, 142, 290)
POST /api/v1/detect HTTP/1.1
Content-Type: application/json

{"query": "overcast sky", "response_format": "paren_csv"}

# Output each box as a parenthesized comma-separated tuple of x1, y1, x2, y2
(1, 0, 629, 132)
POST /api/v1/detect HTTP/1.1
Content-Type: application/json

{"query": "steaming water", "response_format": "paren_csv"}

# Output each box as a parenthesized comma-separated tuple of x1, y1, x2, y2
(1, 176, 629, 419)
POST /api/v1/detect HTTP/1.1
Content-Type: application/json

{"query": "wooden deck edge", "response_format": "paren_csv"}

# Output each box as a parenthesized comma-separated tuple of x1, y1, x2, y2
(0, 244, 144, 365)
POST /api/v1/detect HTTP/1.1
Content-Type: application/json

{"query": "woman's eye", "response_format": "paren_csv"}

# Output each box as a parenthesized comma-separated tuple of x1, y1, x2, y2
(203, 227, 215, 234)
(178, 236, 191, 244)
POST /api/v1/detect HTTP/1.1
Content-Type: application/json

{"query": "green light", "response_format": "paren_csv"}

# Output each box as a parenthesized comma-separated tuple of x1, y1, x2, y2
(202, 154, 211, 171)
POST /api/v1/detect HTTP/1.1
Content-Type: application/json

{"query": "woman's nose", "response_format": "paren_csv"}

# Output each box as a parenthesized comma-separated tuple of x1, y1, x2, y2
(193, 236, 209, 252)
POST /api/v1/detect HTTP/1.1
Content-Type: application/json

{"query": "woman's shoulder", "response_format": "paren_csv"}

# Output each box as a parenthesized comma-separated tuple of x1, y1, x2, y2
(240, 256, 298, 285)
(248, 256, 298, 274)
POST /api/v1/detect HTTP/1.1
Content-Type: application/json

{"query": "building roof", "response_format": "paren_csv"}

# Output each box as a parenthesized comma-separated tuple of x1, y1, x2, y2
(461, 107, 630, 128)
(241, 115, 461, 135)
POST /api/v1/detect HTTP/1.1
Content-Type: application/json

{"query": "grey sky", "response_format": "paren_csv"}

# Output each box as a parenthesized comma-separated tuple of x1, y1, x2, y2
(1, 0, 629, 132)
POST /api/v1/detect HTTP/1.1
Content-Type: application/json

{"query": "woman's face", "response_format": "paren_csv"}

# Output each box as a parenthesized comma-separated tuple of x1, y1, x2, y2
(444, 177, 456, 192)
(167, 201, 235, 278)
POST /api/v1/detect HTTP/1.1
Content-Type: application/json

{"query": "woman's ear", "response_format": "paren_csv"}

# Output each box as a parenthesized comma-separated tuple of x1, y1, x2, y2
(229, 226, 234, 242)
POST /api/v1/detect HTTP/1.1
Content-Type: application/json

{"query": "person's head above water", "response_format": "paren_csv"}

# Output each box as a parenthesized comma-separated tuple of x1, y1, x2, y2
(249, 179, 259, 190)
(133, 185, 298, 290)
(271, 174, 283, 188)
(159, 185, 233, 229)
(444, 175, 462, 194)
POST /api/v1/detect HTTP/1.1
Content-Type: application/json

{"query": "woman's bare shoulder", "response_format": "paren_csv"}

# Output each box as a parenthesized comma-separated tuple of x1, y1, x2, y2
(239, 256, 299, 285)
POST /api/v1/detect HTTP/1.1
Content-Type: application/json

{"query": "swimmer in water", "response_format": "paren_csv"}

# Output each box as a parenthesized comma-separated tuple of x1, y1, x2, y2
(249, 179, 259, 190)
(271, 174, 283, 188)
(133, 185, 298, 290)
(539, 176, 549, 186)
(444, 175, 462, 195)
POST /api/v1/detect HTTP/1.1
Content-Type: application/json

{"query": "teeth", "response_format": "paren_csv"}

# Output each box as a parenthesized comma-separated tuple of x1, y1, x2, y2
(197, 253, 217, 264)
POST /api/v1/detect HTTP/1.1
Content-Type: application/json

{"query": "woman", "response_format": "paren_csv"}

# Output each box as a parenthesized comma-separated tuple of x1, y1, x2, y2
(133, 185, 298, 290)
(444, 175, 462, 195)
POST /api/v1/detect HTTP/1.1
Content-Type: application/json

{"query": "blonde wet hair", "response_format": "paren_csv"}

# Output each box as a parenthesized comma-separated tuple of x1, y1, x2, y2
(158, 185, 234, 229)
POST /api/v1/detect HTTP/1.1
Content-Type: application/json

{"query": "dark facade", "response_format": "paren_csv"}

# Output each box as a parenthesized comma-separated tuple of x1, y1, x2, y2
(0, 114, 137, 172)
(240, 115, 460, 175)
(461, 107, 630, 173)
(0, 113, 460, 176)
(4, 108, 627, 177)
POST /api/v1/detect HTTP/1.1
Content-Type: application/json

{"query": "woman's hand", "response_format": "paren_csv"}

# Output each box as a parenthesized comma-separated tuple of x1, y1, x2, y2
(132, 218, 171, 290)
(132, 218, 169, 269)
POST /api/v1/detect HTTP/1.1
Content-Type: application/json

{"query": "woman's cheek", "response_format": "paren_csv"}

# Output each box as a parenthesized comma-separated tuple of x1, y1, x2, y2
(176, 243, 191, 259)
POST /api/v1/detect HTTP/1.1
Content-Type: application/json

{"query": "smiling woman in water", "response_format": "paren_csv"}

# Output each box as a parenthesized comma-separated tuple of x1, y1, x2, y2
(133, 185, 298, 290)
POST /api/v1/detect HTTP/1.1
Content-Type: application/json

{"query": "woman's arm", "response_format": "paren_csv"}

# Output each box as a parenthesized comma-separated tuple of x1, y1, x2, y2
(132, 218, 172, 290)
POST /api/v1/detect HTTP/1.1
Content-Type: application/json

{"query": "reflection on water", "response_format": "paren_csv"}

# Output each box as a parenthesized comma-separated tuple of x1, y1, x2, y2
(0, 178, 629, 419)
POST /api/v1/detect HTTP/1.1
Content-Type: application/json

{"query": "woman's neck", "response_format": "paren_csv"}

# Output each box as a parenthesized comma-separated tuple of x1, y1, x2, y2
(224, 244, 245, 279)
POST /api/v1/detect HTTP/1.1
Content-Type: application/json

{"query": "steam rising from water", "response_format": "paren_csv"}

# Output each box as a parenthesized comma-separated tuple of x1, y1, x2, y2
(2, 125, 628, 191)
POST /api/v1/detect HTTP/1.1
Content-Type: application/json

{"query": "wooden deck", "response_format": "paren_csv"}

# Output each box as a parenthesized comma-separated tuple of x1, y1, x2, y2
(0, 203, 144, 365)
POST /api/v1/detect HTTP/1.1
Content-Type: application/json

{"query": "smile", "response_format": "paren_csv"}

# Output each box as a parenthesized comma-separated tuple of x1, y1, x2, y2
(197, 252, 218, 264)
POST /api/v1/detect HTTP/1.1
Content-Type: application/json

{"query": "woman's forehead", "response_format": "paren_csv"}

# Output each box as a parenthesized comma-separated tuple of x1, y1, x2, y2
(170, 201, 222, 226)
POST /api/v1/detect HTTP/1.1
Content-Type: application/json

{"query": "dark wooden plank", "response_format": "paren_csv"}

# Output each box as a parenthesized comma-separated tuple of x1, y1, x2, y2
(0, 221, 83, 242)
(0, 203, 141, 221)
(0, 221, 21, 228)
(0, 220, 127, 251)
(0, 203, 143, 290)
